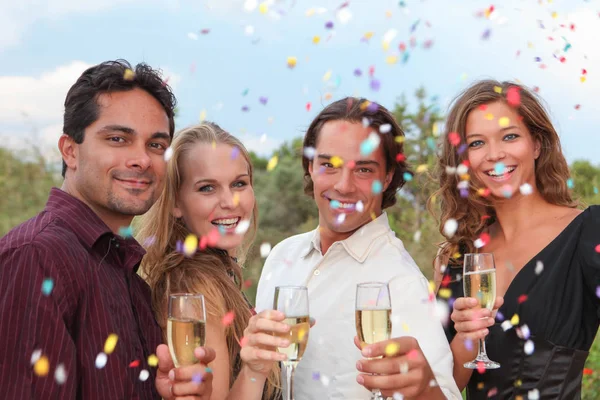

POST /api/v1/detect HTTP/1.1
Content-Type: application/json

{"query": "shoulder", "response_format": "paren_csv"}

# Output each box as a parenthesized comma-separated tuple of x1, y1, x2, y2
(576, 205, 600, 270)
(267, 230, 315, 260)
(365, 233, 426, 282)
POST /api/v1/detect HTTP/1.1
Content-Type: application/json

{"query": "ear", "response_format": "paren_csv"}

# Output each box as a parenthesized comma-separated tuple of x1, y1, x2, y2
(58, 134, 78, 172)
(172, 201, 183, 219)
(308, 159, 314, 176)
(534, 139, 541, 160)
(383, 169, 394, 191)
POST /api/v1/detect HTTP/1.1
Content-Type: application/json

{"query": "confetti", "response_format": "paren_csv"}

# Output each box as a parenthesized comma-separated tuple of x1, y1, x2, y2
(244, 25, 255, 36)
(164, 147, 173, 161)
(501, 184, 514, 198)
(494, 162, 506, 175)
(403, 172, 413, 182)
(370, 79, 381, 91)
(528, 389, 540, 400)
(183, 234, 198, 256)
(139, 369, 150, 381)
(498, 117, 510, 128)
(148, 354, 159, 367)
(501, 320, 513, 331)
(477, 361, 486, 374)
(235, 220, 251, 235)
(448, 132, 461, 146)
(95, 352, 108, 369)
(129, 360, 140, 368)
(41, 278, 54, 296)
(320, 374, 330, 386)
(506, 86, 521, 106)
(104, 334, 119, 355)
(519, 183, 533, 195)
(372, 180, 383, 194)
(443, 219, 458, 238)
(286, 57, 297, 69)
(330, 200, 341, 209)
(31, 349, 42, 365)
(330, 156, 344, 168)
(118, 225, 133, 238)
(510, 313, 520, 325)
(379, 124, 392, 134)
(34, 355, 49, 376)
(222, 311, 235, 326)
(267, 156, 279, 171)
(518, 294, 528, 304)
(55, 363, 67, 384)
(356, 201, 364, 212)
(260, 242, 271, 258)
(336, 213, 346, 224)
(535, 261, 544, 275)
(244, 0, 257, 11)
(123, 69, 135, 81)
(567, 178, 574, 189)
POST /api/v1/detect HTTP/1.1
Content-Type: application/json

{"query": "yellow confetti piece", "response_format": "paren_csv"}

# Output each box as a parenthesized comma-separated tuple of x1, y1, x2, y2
(477, 382, 485, 390)
(428, 281, 436, 293)
(527, 41, 534, 49)
(402, 322, 410, 332)
(305, 8, 315, 17)
(148, 354, 159, 367)
(385, 343, 399, 356)
(298, 328, 307, 341)
(514, 379, 523, 387)
(34, 356, 49, 376)
(498, 117, 510, 127)
(510, 313, 520, 326)
(364, 32, 374, 40)
(581, 76, 587, 83)
(485, 113, 494, 120)
(211, 140, 217, 149)
(104, 333, 119, 354)
(460, 173, 470, 181)
(432, 122, 440, 136)
(287, 56, 297, 69)
(385, 55, 398, 64)
(370, 211, 377, 221)
(493, 86, 503, 94)
(123, 69, 135, 81)
(515, 397, 524, 400)
(438, 288, 452, 299)
(359, 101, 371, 111)
(312, 36, 320, 44)
(330, 156, 344, 168)
(416, 164, 428, 173)
(267, 155, 279, 171)
(184, 234, 198, 256)
(259, 2, 268, 14)
(452, 252, 462, 259)
(551, 11, 557, 19)
(382, 41, 390, 51)
(233, 192, 240, 207)
(394, 136, 405, 143)
(199, 109, 207, 122)
(322, 70, 332, 82)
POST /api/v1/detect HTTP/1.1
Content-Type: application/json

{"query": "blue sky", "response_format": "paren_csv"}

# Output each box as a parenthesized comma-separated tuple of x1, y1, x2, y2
(1, 0, 599, 164)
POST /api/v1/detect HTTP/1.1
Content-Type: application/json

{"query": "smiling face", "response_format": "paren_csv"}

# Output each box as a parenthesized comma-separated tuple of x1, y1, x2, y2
(309, 120, 392, 240)
(465, 101, 541, 200)
(173, 142, 255, 251)
(63, 88, 171, 229)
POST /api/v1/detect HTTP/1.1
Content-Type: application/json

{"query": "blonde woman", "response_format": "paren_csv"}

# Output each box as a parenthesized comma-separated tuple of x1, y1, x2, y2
(432, 80, 599, 399)
(137, 122, 280, 400)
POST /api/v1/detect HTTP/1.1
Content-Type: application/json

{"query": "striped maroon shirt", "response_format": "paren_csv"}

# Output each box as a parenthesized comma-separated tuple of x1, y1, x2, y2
(0, 188, 163, 399)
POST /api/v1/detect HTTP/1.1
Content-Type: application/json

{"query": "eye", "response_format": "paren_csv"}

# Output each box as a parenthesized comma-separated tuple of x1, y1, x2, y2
(109, 136, 126, 143)
(468, 140, 484, 148)
(357, 167, 373, 173)
(149, 142, 167, 151)
(198, 185, 214, 193)
(321, 162, 334, 168)
(503, 133, 519, 141)
(232, 180, 248, 188)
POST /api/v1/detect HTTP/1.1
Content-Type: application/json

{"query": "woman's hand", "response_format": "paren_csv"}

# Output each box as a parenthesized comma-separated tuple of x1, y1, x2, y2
(239, 310, 290, 377)
(451, 296, 504, 341)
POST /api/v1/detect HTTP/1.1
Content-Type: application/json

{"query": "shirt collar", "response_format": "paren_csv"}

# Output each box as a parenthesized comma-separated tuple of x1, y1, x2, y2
(45, 188, 146, 268)
(301, 212, 391, 263)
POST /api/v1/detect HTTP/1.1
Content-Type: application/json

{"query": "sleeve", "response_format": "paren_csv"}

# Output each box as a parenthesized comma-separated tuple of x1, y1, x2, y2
(0, 244, 78, 399)
(579, 205, 600, 318)
(254, 250, 276, 313)
(389, 274, 462, 400)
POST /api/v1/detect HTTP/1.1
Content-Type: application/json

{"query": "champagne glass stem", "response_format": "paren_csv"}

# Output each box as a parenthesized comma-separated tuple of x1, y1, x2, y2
(282, 362, 296, 400)
(371, 388, 385, 399)
(478, 338, 488, 360)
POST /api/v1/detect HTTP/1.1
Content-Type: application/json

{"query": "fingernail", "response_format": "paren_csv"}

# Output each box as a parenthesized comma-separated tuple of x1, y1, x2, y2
(356, 361, 363, 371)
(196, 347, 206, 358)
(362, 347, 372, 357)
(281, 340, 290, 347)
(488, 318, 495, 325)
(309, 317, 316, 325)
(168, 369, 175, 381)
(357, 375, 364, 384)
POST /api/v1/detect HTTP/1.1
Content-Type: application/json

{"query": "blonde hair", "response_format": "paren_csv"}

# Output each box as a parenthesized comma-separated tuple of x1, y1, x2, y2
(430, 80, 578, 268)
(137, 122, 279, 395)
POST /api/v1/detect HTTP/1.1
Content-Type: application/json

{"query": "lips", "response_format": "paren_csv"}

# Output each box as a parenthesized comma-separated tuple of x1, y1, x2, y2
(115, 178, 152, 189)
(325, 197, 363, 213)
(484, 166, 516, 182)
(211, 217, 241, 230)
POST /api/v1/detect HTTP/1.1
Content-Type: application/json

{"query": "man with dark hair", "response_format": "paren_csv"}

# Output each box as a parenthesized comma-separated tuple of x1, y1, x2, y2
(256, 98, 460, 399)
(0, 60, 214, 399)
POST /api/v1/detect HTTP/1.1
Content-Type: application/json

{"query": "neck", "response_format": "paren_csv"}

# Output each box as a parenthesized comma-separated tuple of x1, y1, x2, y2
(318, 211, 381, 254)
(490, 187, 550, 242)
(60, 180, 133, 235)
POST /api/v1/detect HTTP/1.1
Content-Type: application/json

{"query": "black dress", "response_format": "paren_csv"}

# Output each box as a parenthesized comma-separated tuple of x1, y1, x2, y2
(441, 206, 600, 399)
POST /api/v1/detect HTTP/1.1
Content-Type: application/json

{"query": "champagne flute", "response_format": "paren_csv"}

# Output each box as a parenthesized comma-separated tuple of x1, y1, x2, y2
(273, 286, 310, 400)
(462, 253, 501, 369)
(355, 282, 392, 400)
(167, 293, 207, 367)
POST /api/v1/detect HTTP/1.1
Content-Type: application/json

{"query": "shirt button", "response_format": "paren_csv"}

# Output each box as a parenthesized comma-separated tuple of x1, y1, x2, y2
(314, 270, 320, 276)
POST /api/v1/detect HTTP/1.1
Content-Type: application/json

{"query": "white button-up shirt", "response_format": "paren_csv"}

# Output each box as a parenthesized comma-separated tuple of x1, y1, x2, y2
(256, 212, 461, 399)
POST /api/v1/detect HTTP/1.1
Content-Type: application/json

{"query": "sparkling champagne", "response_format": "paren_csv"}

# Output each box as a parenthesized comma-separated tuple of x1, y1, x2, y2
(275, 316, 310, 364)
(355, 309, 392, 348)
(167, 317, 206, 367)
(464, 269, 496, 310)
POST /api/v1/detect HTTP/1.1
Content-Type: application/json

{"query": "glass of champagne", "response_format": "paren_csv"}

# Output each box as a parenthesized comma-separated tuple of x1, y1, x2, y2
(463, 253, 500, 369)
(167, 293, 207, 367)
(355, 282, 392, 400)
(273, 286, 310, 400)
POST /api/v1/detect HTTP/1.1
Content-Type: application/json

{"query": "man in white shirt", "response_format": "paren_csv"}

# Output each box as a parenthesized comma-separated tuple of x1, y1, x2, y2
(254, 98, 461, 399)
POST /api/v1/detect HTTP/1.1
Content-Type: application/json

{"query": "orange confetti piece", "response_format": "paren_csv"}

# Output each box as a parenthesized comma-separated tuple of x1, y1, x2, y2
(129, 360, 140, 368)
(518, 294, 528, 304)
(583, 368, 593, 375)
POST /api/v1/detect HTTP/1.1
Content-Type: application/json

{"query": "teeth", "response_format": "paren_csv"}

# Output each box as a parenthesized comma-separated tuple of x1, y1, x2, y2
(487, 167, 515, 177)
(212, 218, 239, 225)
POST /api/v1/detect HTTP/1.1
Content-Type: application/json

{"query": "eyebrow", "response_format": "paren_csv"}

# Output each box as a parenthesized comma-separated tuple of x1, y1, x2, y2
(194, 174, 250, 186)
(466, 126, 519, 139)
(97, 124, 171, 141)
(316, 154, 380, 167)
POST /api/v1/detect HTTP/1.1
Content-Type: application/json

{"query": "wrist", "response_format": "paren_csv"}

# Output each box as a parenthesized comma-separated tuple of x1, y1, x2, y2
(240, 363, 269, 382)
(414, 383, 445, 400)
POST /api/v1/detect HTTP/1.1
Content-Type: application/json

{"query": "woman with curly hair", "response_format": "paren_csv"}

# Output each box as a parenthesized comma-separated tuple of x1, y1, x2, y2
(137, 122, 280, 399)
(432, 80, 599, 399)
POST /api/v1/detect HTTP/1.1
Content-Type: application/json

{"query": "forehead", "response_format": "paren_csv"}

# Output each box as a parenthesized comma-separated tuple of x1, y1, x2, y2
(180, 142, 249, 181)
(466, 101, 527, 135)
(316, 120, 385, 162)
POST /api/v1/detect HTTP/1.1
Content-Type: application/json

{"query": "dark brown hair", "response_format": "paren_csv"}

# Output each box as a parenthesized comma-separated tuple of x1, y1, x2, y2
(62, 59, 176, 176)
(302, 97, 410, 209)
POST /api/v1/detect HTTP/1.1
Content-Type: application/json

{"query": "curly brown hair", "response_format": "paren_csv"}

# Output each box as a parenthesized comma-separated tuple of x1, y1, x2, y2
(430, 80, 578, 268)
(302, 97, 410, 209)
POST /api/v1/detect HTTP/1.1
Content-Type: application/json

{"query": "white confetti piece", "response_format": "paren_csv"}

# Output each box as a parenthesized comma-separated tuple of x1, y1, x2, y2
(95, 352, 108, 369)
(336, 213, 346, 224)
(501, 320, 513, 331)
(187, 32, 199, 40)
(456, 164, 469, 175)
(524, 340, 535, 355)
(303, 146, 316, 159)
(443, 219, 458, 238)
(413, 230, 422, 242)
(139, 369, 150, 381)
(320, 374, 330, 386)
(528, 388, 540, 400)
(517, 324, 531, 340)
(31, 349, 42, 365)
(393, 393, 404, 400)
(519, 183, 533, 195)
(260, 242, 272, 258)
(244, 0, 257, 11)
(362, 117, 370, 127)
(355, 200, 364, 212)
(474, 238, 484, 249)
(535, 261, 544, 275)
(445, 166, 457, 174)
(379, 124, 392, 133)
(235, 220, 251, 234)
(164, 147, 173, 161)
(260, 133, 267, 143)
(336, 7, 352, 24)
(244, 25, 255, 36)
(55, 363, 67, 385)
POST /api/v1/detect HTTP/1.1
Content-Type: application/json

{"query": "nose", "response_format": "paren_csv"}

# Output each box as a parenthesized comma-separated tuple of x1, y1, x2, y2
(126, 144, 152, 171)
(219, 188, 236, 209)
(333, 167, 356, 195)
(484, 142, 507, 163)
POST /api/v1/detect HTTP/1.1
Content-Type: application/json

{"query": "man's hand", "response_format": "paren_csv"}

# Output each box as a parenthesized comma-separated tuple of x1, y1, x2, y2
(155, 344, 216, 399)
(354, 336, 445, 399)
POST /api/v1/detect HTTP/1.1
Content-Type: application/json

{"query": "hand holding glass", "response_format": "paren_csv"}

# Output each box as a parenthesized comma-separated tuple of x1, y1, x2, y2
(167, 293, 207, 368)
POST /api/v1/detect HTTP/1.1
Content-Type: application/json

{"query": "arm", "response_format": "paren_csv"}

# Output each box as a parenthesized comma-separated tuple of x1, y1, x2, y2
(0, 245, 77, 398)
(205, 314, 231, 400)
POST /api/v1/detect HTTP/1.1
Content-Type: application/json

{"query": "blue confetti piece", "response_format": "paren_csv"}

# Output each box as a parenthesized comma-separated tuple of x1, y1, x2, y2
(567, 178, 574, 189)
(403, 172, 413, 182)
(41, 278, 54, 296)
(372, 180, 383, 194)
(402, 52, 410, 64)
(205, 367, 213, 374)
(464, 338, 473, 351)
(457, 143, 468, 155)
(494, 162, 505, 175)
(366, 102, 379, 112)
(496, 311, 504, 321)
(330, 200, 341, 209)
(596, 286, 600, 298)
(353, 68, 362, 77)
(259, 96, 268, 105)
(460, 188, 469, 198)
(594, 187, 598, 194)
(325, 21, 334, 29)
(241, 106, 249, 112)
(192, 373, 203, 384)
(426, 137, 436, 151)
(360, 140, 375, 156)
(118, 226, 133, 238)
(176, 240, 183, 253)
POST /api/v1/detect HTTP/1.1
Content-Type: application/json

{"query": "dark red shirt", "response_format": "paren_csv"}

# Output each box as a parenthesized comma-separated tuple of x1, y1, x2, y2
(0, 188, 163, 399)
